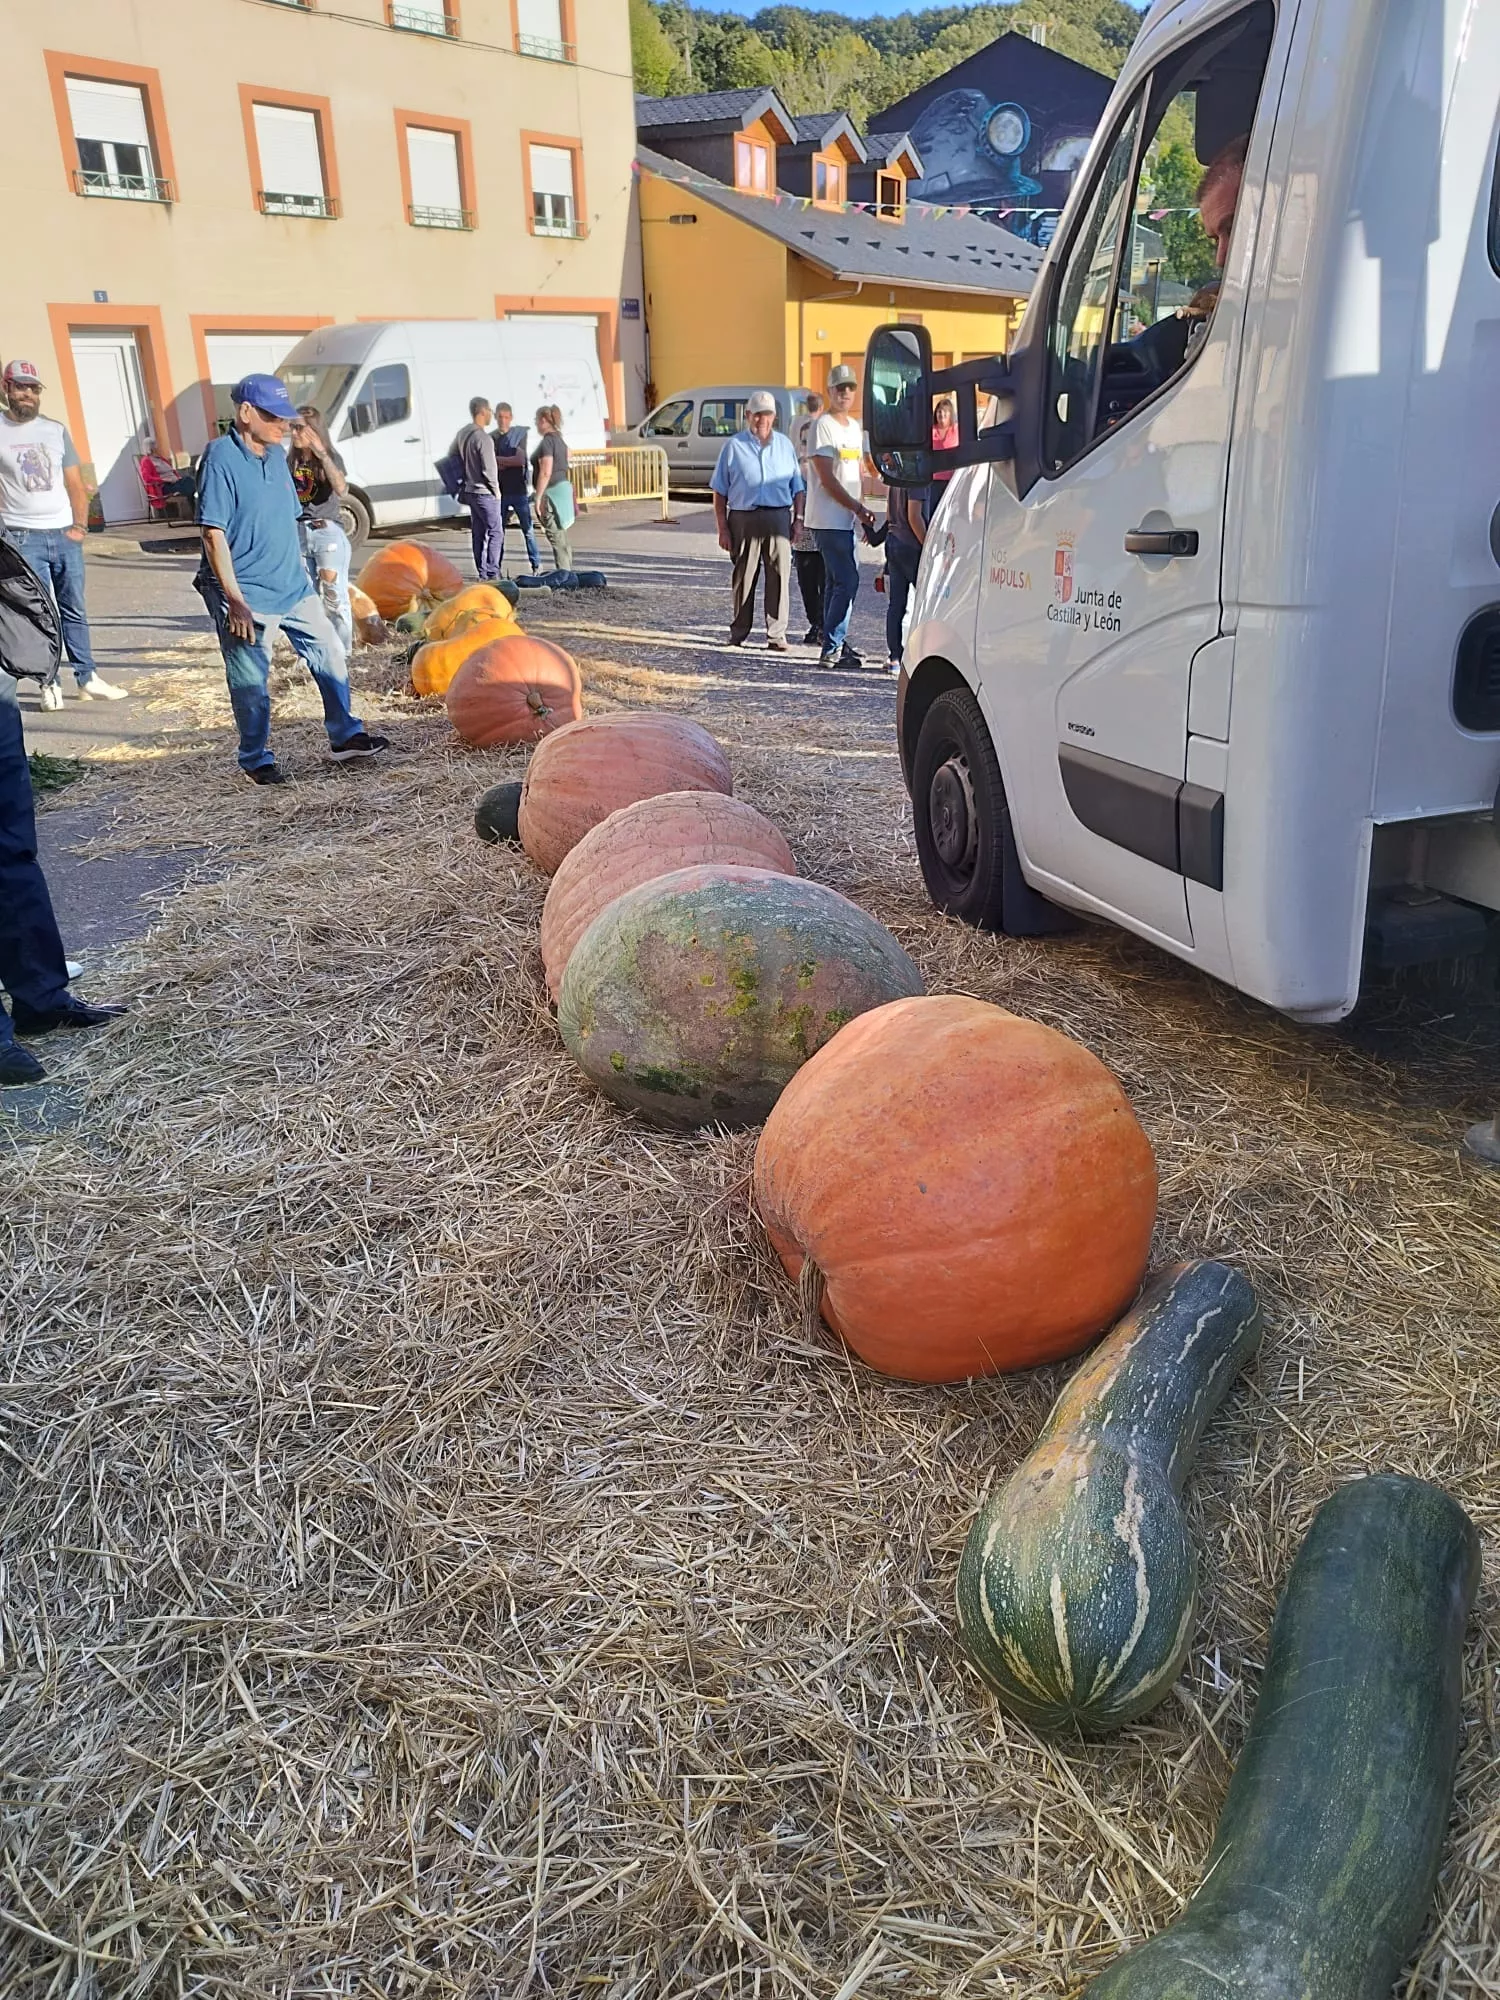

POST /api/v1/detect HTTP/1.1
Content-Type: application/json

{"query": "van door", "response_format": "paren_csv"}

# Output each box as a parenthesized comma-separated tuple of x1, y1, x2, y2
(338, 356, 432, 526)
(640, 395, 697, 474)
(975, 0, 1286, 949)
(692, 395, 747, 481)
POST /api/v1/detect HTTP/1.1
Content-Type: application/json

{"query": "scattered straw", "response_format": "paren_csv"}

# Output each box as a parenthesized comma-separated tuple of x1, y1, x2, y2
(2, 628, 1498, 1996)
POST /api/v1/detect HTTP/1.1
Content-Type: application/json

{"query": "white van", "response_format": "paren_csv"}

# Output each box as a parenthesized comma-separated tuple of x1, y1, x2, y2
(868, 0, 1500, 1024)
(276, 320, 610, 545)
(634, 385, 813, 485)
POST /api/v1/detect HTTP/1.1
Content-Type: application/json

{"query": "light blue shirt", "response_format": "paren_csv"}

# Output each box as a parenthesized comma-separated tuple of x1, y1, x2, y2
(710, 427, 805, 513)
(196, 428, 309, 617)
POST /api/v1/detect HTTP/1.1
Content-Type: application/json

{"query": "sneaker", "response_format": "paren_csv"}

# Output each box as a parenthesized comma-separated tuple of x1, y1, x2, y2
(77, 674, 129, 700)
(819, 650, 860, 672)
(800, 629, 822, 647)
(768, 638, 789, 653)
(0, 1043, 46, 1087)
(329, 732, 390, 764)
(245, 762, 289, 786)
(838, 646, 866, 671)
(65, 960, 83, 981)
(887, 656, 903, 676)
(11, 996, 126, 1034)
(39, 682, 64, 712)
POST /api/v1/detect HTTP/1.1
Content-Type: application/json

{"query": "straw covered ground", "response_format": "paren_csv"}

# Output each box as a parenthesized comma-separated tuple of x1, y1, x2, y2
(4, 629, 1500, 1998)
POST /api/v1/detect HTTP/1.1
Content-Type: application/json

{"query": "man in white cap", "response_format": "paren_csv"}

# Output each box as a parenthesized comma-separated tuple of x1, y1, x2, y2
(806, 364, 876, 670)
(709, 391, 804, 652)
(0, 359, 128, 708)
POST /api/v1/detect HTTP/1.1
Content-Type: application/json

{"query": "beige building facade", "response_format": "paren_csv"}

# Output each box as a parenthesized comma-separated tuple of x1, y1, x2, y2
(4, 0, 644, 521)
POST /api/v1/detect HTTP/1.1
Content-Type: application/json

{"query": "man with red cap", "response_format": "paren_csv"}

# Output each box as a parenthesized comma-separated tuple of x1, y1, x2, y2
(0, 358, 128, 708)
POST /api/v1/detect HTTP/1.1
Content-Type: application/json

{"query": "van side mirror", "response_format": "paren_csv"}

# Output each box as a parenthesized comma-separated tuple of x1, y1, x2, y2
(863, 325, 1016, 487)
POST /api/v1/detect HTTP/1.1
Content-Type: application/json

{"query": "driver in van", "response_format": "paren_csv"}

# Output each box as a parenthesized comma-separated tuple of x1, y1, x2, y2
(1123, 135, 1247, 386)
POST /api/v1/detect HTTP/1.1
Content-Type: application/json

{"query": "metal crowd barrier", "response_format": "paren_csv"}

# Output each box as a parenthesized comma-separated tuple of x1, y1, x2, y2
(571, 445, 670, 520)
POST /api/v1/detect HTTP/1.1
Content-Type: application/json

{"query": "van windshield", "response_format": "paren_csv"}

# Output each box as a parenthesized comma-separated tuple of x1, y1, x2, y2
(277, 362, 356, 427)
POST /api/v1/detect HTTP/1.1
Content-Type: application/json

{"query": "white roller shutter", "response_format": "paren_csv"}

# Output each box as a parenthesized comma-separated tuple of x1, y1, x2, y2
(529, 145, 575, 200)
(66, 77, 150, 147)
(516, 0, 565, 53)
(252, 103, 325, 199)
(406, 127, 462, 213)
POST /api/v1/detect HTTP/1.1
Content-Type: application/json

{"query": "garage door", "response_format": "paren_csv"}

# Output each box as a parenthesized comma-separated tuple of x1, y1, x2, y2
(203, 331, 307, 430)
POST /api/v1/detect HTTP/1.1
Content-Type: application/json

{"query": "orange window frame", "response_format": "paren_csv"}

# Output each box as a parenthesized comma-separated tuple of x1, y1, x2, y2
(394, 109, 477, 226)
(735, 137, 770, 194)
(237, 86, 340, 215)
(45, 302, 182, 467)
(521, 131, 585, 238)
(43, 51, 177, 197)
(188, 314, 335, 437)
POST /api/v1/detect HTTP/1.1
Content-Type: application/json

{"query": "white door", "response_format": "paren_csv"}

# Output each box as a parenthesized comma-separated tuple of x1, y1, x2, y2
(337, 357, 431, 526)
(203, 331, 306, 434)
(69, 330, 150, 525)
(974, 0, 1286, 949)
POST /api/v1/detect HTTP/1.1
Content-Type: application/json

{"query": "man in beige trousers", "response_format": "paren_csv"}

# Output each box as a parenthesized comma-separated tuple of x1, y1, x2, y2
(710, 391, 805, 652)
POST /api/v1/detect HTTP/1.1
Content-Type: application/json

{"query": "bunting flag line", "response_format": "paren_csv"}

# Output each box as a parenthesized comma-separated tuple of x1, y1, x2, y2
(633, 155, 1062, 231)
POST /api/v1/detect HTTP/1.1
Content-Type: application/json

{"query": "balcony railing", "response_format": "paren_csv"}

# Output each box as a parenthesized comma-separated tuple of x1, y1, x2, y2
(73, 168, 174, 203)
(409, 203, 474, 230)
(387, 2, 458, 33)
(533, 216, 585, 238)
(258, 189, 339, 218)
(516, 31, 574, 60)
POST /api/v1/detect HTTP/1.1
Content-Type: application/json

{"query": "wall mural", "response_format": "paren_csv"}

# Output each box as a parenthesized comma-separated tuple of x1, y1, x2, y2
(881, 37, 1113, 247)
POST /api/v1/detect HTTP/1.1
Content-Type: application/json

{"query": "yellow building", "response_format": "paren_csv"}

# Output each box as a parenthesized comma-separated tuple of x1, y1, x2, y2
(635, 89, 1041, 405)
(3, 0, 643, 522)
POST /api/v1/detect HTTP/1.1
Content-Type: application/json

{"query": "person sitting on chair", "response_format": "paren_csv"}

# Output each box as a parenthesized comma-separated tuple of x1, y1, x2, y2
(141, 443, 195, 504)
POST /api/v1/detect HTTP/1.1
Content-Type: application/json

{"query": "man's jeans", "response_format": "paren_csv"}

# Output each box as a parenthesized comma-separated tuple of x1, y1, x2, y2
(0, 674, 70, 1046)
(501, 490, 542, 572)
(813, 528, 860, 656)
(201, 587, 363, 773)
(467, 491, 503, 581)
(302, 519, 353, 652)
(11, 529, 98, 687)
(885, 534, 921, 664)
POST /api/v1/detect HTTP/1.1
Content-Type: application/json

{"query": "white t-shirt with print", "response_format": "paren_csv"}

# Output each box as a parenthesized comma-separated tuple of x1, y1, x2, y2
(0, 414, 80, 530)
(804, 412, 866, 531)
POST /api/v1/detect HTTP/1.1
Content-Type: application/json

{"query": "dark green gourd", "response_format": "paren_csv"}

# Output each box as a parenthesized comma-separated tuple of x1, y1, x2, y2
(956, 1260, 1262, 1732)
(1083, 1473, 1479, 1998)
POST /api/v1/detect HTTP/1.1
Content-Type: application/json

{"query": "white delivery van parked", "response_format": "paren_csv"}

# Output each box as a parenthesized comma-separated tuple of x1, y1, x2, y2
(276, 320, 610, 545)
(867, 0, 1500, 1023)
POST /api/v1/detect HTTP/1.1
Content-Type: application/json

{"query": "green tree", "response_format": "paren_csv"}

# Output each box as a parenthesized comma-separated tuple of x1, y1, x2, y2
(631, 0, 683, 96)
(1145, 141, 1217, 287)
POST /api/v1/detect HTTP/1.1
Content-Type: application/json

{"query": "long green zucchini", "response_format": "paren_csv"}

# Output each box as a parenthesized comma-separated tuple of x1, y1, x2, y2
(1082, 1473, 1479, 1997)
(956, 1260, 1262, 1732)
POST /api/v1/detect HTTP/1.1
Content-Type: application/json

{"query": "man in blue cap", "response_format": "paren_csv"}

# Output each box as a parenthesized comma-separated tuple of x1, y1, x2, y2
(195, 374, 386, 784)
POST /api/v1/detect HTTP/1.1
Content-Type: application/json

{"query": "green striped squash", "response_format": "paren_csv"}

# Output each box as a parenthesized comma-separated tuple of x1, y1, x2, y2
(1083, 1474, 1479, 1996)
(955, 1260, 1261, 1733)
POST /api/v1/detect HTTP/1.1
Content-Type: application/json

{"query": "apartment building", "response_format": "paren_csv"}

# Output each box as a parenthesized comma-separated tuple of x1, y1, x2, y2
(5, 0, 643, 522)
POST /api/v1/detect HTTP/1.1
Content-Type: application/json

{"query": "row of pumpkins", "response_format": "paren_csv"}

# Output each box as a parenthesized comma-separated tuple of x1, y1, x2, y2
(372, 548, 1473, 1994)
(351, 540, 587, 741)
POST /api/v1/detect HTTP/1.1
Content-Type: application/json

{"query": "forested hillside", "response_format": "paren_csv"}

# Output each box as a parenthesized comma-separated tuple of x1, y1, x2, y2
(629, 0, 1143, 124)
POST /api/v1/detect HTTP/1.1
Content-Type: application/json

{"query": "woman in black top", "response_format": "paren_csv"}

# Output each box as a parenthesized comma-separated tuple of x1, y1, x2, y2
(530, 405, 574, 572)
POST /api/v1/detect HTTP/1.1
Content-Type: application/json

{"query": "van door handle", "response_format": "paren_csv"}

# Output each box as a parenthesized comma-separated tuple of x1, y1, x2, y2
(1125, 527, 1199, 557)
(404, 434, 420, 442)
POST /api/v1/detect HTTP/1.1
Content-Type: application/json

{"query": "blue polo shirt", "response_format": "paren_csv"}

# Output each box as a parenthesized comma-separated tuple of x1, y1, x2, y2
(710, 428, 804, 513)
(196, 428, 311, 617)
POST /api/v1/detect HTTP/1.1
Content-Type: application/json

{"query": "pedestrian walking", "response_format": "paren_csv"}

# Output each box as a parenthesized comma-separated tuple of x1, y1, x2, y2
(289, 406, 352, 651)
(194, 373, 386, 785)
(0, 358, 128, 708)
(885, 483, 926, 676)
(531, 407, 575, 573)
(0, 531, 125, 1087)
(710, 391, 803, 652)
(492, 402, 542, 575)
(806, 365, 875, 671)
(452, 397, 503, 582)
(790, 392, 824, 648)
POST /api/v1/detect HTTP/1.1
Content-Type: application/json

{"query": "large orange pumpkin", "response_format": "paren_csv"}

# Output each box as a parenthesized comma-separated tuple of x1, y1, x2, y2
(424, 584, 519, 645)
(410, 617, 518, 699)
(753, 994, 1157, 1383)
(355, 542, 465, 621)
(444, 633, 583, 746)
(540, 790, 795, 1004)
(518, 712, 734, 875)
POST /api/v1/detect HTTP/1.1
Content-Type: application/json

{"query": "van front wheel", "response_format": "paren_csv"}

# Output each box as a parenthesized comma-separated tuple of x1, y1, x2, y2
(340, 491, 372, 551)
(912, 686, 1013, 930)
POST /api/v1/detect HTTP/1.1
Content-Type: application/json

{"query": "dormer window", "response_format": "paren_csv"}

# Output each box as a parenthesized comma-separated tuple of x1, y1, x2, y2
(814, 156, 844, 207)
(876, 171, 905, 219)
(735, 135, 770, 193)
